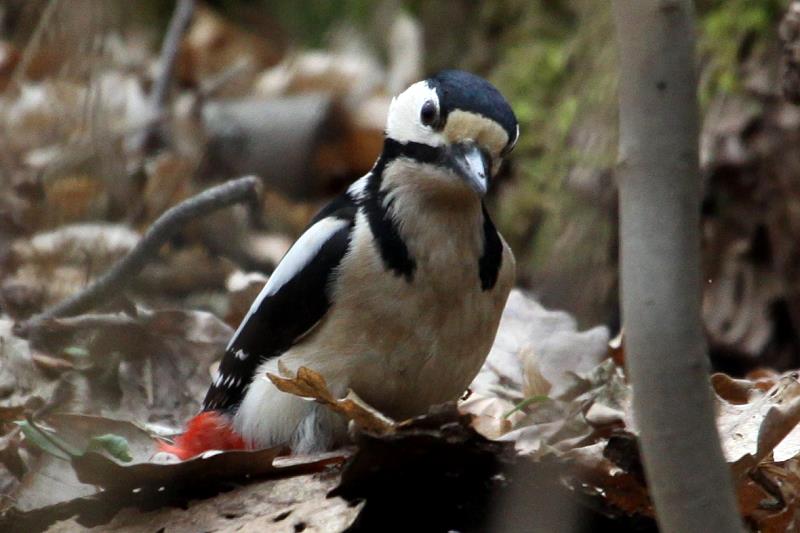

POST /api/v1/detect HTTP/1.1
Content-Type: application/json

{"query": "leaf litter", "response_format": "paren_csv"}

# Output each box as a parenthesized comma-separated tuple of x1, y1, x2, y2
(1, 2, 799, 532)
(7, 270, 800, 530)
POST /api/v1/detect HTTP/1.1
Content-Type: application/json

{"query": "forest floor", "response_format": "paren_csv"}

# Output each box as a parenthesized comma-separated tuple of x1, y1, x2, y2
(2, 2, 800, 531)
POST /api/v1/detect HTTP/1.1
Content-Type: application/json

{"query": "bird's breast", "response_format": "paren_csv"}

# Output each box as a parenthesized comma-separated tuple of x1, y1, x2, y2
(281, 208, 513, 419)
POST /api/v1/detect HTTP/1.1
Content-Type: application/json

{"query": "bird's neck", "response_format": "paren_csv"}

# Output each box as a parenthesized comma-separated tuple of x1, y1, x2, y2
(386, 180, 485, 277)
(368, 139, 483, 213)
(362, 147, 485, 282)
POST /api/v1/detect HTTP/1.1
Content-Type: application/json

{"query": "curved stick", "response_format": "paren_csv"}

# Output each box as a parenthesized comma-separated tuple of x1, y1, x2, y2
(18, 176, 261, 336)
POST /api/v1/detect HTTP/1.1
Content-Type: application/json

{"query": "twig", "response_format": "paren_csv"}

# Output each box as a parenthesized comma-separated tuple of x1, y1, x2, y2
(198, 59, 252, 100)
(502, 395, 549, 419)
(10, 0, 60, 89)
(29, 312, 149, 336)
(17, 176, 261, 336)
(135, 0, 196, 152)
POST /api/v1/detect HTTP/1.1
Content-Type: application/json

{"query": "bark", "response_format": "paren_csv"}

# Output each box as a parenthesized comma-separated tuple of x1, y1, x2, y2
(611, 1, 743, 532)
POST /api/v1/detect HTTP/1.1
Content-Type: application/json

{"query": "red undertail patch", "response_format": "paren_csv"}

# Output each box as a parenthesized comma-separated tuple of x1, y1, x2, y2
(158, 411, 246, 460)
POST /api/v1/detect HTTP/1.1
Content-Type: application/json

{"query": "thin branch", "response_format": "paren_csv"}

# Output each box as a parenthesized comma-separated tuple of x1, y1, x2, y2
(135, 0, 196, 152)
(198, 59, 252, 100)
(10, 0, 61, 89)
(17, 176, 261, 336)
(30, 312, 149, 336)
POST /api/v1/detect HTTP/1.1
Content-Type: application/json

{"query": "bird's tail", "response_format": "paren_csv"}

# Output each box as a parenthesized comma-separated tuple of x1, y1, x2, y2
(158, 411, 246, 460)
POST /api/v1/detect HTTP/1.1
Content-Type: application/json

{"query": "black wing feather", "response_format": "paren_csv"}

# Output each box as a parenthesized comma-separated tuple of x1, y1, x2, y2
(203, 194, 356, 412)
(478, 203, 503, 291)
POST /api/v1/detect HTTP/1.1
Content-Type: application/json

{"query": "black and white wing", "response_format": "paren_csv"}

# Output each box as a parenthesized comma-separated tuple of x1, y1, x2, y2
(202, 192, 358, 412)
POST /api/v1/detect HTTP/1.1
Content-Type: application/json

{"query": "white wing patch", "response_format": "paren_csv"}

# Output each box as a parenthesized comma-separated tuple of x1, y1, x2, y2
(226, 216, 350, 350)
(347, 175, 370, 200)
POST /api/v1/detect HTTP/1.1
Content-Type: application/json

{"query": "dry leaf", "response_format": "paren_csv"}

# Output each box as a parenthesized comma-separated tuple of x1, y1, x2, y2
(459, 393, 521, 440)
(608, 330, 625, 366)
(45, 470, 359, 533)
(268, 366, 396, 436)
(2, 411, 344, 531)
(178, 6, 281, 95)
(521, 346, 552, 398)
(711, 372, 757, 404)
(471, 290, 609, 401)
(717, 372, 800, 469)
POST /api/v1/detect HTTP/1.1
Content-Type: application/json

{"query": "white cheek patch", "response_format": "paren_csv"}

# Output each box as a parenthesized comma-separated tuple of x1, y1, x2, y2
(385, 81, 444, 146)
(443, 110, 510, 159)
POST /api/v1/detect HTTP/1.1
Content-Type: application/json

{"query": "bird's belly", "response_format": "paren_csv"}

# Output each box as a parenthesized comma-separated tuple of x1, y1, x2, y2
(284, 271, 503, 420)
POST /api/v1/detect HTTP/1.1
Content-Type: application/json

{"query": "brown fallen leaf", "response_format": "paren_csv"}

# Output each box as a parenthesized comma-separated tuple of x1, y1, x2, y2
(459, 393, 521, 440)
(608, 329, 625, 367)
(470, 289, 610, 402)
(737, 462, 800, 533)
(268, 365, 396, 436)
(717, 372, 800, 474)
(747, 368, 783, 392)
(1, 410, 345, 532)
(568, 449, 653, 518)
(711, 372, 757, 404)
(45, 470, 359, 533)
(30, 354, 74, 376)
(0, 320, 59, 410)
(177, 5, 282, 95)
(7, 413, 164, 516)
(76, 309, 230, 426)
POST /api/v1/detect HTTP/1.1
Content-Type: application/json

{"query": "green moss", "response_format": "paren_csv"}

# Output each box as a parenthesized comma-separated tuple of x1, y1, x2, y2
(698, 0, 789, 105)
(482, 1, 617, 292)
(484, 0, 789, 301)
(265, 0, 375, 47)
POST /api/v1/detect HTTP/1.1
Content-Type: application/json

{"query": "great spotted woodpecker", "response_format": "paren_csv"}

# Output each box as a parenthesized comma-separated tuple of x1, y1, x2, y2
(162, 70, 518, 458)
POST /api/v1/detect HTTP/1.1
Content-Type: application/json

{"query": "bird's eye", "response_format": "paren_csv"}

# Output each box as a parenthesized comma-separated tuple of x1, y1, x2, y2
(420, 100, 438, 127)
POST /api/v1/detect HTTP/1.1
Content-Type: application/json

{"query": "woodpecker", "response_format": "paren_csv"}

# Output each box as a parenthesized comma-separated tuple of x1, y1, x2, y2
(161, 70, 518, 458)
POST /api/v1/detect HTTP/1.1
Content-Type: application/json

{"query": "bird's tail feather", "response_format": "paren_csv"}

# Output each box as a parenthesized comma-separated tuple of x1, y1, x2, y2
(158, 411, 246, 460)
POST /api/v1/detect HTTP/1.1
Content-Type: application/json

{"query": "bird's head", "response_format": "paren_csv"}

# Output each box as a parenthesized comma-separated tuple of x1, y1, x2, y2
(382, 70, 518, 198)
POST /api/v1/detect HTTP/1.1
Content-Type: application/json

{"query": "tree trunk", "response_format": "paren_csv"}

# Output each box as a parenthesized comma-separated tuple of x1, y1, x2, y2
(611, 1, 743, 532)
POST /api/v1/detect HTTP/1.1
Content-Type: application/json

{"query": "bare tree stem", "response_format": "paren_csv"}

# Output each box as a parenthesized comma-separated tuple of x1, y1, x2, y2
(612, 1, 743, 532)
(137, 0, 195, 152)
(18, 176, 261, 336)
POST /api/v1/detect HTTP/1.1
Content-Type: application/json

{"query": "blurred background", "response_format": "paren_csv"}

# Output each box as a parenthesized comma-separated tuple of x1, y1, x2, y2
(0, 0, 796, 376)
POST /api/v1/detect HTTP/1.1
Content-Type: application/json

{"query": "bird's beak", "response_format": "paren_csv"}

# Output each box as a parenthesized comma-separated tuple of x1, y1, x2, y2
(447, 141, 490, 197)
